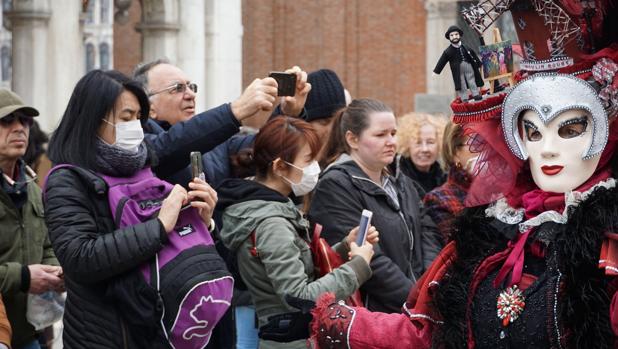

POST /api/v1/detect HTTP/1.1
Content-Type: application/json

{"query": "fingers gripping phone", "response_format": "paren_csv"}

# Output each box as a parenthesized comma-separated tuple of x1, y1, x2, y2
(356, 210, 373, 246)
(269, 71, 297, 96)
(191, 151, 205, 181)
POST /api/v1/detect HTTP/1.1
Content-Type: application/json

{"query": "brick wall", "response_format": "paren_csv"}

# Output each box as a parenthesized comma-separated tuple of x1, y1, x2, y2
(113, 0, 142, 76)
(242, 0, 427, 115)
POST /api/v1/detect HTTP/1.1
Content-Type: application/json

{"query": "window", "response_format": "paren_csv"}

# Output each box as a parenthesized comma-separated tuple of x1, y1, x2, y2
(86, 0, 95, 24)
(1, 46, 10, 82)
(86, 43, 95, 72)
(2, 0, 12, 12)
(100, 0, 110, 24)
(99, 42, 110, 70)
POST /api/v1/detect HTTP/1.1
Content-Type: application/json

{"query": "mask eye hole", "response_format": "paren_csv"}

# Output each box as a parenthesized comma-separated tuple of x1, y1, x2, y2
(558, 117, 588, 139)
(523, 120, 542, 142)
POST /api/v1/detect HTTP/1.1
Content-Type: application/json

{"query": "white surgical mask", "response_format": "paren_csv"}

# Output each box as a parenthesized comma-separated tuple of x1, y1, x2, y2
(282, 160, 321, 196)
(103, 119, 144, 153)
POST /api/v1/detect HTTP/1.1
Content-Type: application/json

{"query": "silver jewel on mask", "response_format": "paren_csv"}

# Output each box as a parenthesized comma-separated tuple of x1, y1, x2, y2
(501, 73, 608, 161)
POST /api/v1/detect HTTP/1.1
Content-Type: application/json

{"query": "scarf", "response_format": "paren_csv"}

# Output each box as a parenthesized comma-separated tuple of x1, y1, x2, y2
(94, 138, 148, 177)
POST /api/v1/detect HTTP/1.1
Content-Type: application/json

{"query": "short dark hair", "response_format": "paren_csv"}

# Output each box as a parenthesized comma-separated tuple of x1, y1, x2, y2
(48, 70, 150, 170)
(132, 58, 170, 90)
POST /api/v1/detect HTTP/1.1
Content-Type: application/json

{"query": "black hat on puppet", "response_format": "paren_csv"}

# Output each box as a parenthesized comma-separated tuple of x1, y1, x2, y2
(444, 25, 464, 40)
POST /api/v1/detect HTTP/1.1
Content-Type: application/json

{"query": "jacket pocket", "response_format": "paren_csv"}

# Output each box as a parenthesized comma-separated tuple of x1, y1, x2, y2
(293, 238, 313, 276)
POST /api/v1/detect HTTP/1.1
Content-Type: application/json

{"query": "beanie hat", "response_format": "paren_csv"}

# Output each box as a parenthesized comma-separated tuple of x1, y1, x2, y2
(304, 69, 346, 122)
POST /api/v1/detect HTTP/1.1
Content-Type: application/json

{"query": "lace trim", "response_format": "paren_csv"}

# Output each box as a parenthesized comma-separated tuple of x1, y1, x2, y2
(486, 178, 617, 232)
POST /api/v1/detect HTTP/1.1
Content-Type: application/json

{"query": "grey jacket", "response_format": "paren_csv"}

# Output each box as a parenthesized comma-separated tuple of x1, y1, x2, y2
(218, 179, 371, 349)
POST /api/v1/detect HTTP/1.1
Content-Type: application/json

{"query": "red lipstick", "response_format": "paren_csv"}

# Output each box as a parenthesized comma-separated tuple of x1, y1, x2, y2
(541, 165, 563, 176)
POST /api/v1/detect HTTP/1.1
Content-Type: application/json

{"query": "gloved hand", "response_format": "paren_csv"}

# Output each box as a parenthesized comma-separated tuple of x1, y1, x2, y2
(257, 295, 316, 342)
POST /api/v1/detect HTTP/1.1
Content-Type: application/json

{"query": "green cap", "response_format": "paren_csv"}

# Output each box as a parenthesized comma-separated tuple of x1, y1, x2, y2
(0, 88, 39, 120)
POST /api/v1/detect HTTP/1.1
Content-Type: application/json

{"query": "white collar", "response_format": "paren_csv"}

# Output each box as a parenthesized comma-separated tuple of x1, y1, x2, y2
(485, 177, 617, 232)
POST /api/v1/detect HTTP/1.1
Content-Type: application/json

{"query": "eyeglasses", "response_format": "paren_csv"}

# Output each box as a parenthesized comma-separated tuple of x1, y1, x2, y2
(148, 82, 198, 97)
(0, 113, 34, 127)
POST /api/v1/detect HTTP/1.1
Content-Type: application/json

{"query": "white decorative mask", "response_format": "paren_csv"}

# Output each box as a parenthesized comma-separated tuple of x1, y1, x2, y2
(520, 109, 600, 193)
(282, 160, 321, 196)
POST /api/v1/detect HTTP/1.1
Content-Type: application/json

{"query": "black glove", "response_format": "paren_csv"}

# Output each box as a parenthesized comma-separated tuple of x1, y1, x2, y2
(257, 295, 316, 342)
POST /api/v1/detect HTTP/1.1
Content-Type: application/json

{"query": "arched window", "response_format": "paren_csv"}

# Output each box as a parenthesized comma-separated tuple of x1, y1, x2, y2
(99, 42, 110, 70)
(86, 43, 95, 72)
(2, 0, 12, 12)
(1, 46, 10, 82)
(100, 0, 110, 24)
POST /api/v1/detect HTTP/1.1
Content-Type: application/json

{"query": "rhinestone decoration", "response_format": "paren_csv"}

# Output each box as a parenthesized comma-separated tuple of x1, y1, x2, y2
(541, 105, 552, 115)
(501, 73, 608, 161)
(497, 285, 526, 327)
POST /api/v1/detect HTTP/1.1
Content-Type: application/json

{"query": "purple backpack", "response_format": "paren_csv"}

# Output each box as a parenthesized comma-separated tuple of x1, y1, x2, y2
(48, 166, 234, 349)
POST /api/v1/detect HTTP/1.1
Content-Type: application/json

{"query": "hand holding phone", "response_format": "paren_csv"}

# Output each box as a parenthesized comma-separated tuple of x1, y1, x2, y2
(355, 210, 373, 246)
(191, 151, 205, 181)
(269, 71, 297, 96)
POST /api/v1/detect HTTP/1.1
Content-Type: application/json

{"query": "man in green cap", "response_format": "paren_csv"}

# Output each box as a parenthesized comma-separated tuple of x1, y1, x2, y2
(0, 88, 62, 349)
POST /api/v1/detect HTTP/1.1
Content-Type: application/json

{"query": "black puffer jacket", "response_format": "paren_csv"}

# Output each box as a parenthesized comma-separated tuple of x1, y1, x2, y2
(44, 166, 168, 349)
(308, 160, 442, 313)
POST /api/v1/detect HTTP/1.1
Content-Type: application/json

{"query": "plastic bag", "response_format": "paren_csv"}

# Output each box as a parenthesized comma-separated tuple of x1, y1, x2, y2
(26, 291, 65, 330)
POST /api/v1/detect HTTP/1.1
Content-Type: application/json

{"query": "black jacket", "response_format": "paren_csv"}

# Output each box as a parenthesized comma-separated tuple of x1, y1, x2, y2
(44, 166, 169, 349)
(433, 44, 484, 91)
(388, 155, 446, 197)
(144, 103, 243, 180)
(308, 160, 442, 313)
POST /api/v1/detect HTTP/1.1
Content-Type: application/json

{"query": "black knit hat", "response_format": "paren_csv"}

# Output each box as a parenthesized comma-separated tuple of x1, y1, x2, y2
(444, 25, 463, 40)
(304, 69, 346, 122)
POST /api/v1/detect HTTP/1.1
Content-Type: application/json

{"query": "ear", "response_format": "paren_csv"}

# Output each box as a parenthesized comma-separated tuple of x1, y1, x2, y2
(149, 101, 158, 120)
(345, 130, 359, 151)
(271, 158, 288, 177)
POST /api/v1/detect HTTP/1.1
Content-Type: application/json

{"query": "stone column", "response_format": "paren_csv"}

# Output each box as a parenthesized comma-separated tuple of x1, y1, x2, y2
(137, 0, 179, 63)
(203, 0, 242, 109)
(7, 0, 51, 129)
(177, 0, 206, 111)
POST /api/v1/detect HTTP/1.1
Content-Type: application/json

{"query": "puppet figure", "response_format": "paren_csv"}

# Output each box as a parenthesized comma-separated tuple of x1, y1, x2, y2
(433, 25, 485, 102)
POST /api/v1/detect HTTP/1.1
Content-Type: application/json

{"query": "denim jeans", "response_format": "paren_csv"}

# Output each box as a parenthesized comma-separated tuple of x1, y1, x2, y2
(235, 306, 258, 349)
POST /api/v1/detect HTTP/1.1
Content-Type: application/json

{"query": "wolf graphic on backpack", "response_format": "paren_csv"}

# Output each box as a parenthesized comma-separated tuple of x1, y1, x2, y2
(47, 165, 234, 349)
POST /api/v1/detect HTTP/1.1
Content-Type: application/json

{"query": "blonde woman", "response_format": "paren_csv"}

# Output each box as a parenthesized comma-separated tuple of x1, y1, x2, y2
(389, 113, 447, 195)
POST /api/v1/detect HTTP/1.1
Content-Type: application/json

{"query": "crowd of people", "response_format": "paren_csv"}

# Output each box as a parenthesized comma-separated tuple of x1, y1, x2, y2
(0, 17, 617, 349)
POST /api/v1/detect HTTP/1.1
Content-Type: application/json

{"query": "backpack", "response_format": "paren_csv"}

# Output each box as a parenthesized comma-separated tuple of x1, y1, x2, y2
(47, 165, 234, 349)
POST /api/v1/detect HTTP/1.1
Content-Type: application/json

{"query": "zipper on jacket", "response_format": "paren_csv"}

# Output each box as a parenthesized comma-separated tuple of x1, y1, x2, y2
(351, 175, 417, 282)
(114, 197, 129, 227)
(120, 315, 129, 349)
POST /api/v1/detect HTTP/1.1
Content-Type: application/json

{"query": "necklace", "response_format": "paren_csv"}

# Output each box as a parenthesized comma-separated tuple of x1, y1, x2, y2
(497, 285, 526, 327)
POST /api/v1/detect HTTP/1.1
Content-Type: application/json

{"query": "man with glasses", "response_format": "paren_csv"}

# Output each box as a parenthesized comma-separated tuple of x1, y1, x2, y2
(134, 59, 310, 186)
(0, 89, 63, 349)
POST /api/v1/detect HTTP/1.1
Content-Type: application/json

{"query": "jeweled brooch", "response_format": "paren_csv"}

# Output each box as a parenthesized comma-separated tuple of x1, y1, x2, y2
(496, 285, 526, 327)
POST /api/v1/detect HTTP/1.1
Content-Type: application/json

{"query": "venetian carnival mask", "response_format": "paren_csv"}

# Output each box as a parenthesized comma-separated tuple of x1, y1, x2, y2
(502, 74, 608, 193)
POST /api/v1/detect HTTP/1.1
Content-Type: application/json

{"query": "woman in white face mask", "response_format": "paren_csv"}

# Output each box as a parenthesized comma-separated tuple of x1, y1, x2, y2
(423, 121, 477, 242)
(217, 116, 378, 349)
(44, 70, 219, 348)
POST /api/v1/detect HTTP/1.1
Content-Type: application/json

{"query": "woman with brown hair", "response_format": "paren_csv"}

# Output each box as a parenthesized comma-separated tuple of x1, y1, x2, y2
(217, 116, 377, 349)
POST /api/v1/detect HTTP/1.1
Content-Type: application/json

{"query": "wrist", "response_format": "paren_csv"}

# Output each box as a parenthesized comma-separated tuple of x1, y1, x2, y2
(231, 100, 243, 121)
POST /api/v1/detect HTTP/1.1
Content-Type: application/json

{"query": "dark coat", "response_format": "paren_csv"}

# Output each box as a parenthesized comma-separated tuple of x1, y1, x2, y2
(44, 166, 169, 349)
(433, 44, 484, 91)
(388, 155, 446, 197)
(143, 103, 242, 180)
(308, 160, 442, 313)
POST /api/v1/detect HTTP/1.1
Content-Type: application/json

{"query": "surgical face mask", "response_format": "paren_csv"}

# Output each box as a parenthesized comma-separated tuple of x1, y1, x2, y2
(282, 160, 321, 196)
(103, 119, 144, 153)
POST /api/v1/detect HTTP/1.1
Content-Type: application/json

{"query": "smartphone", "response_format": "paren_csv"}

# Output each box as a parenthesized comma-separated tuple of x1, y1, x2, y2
(269, 71, 297, 96)
(190, 151, 205, 181)
(355, 210, 373, 246)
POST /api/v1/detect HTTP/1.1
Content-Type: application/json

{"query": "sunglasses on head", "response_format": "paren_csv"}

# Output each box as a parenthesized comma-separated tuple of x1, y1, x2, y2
(0, 113, 34, 127)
